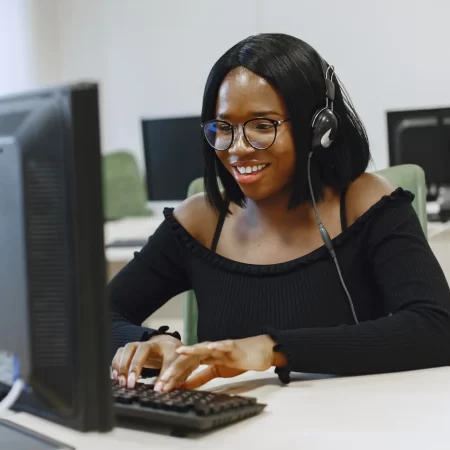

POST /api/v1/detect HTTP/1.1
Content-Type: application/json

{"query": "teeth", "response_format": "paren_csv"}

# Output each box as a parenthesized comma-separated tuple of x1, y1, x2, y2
(236, 164, 268, 175)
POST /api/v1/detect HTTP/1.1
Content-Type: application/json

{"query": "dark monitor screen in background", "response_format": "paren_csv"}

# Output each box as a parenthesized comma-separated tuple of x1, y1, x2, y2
(142, 116, 204, 201)
(387, 108, 450, 189)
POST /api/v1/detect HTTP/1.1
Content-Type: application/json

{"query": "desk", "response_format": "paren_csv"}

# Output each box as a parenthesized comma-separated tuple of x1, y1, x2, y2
(104, 216, 164, 261)
(7, 367, 450, 449)
(104, 215, 185, 334)
(104, 216, 163, 280)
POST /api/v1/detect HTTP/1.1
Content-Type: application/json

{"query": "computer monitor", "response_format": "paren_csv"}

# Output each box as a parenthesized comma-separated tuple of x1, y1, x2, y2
(387, 107, 450, 196)
(142, 116, 204, 202)
(0, 83, 113, 431)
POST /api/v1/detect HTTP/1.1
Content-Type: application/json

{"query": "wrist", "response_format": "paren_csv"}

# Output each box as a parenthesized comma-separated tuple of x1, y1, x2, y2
(143, 326, 182, 344)
(150, 334, 182, 346)
(272, 351, 288, 367)
(265, 335, 287, 367)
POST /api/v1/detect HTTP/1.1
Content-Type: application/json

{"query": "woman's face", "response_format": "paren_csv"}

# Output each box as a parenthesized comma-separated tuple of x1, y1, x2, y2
(214, 67, 296, 202)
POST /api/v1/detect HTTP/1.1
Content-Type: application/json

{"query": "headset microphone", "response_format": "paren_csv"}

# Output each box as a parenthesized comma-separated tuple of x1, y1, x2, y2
(308, 59, 359, 325)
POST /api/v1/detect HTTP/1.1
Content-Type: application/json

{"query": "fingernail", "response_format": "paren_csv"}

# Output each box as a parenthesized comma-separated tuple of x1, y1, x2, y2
(127, 372, 136, 389)
(119, 375, 126, 387)
(112, 369, 118, 381)
(154, 382, 163, 391)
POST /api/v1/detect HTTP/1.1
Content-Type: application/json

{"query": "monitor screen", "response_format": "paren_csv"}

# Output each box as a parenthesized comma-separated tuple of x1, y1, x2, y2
(0, 83, 112, 431)
(142, 116, 204, 201)
(387, 108, 450, 186)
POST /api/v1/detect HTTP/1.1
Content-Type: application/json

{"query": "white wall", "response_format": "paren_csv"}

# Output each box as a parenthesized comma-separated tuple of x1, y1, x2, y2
(32, 0, 450, 170)
(0, 0, 62, 94)
(0, 0, 36, 95)
(27, 0, 61, 87)
(52, 0, 258, 169)
(260, 0, 450, 169)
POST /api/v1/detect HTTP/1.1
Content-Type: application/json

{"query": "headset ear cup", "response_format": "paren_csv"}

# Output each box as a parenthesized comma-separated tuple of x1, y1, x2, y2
(311, 108, 339, 150)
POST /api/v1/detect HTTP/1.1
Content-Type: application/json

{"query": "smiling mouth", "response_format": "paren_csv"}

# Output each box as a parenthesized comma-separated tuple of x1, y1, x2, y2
(233, 164, 269, 175)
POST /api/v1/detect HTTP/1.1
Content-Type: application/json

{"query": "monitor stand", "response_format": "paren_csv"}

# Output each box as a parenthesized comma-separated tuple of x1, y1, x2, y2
(428, 185, 450, 222)
(438, 187, 450, 222)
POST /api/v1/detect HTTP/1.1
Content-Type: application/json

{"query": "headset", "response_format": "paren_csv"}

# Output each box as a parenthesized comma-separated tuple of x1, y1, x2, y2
(307, 57, 359, 325)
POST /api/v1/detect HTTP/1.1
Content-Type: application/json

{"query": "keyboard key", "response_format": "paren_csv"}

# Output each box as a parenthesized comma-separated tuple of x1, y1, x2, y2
(111, 379, 266, 433)
(116, 395, 133, 405)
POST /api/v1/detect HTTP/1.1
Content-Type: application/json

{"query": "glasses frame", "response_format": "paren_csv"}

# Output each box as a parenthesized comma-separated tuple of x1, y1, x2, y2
(201, 117, 290, 151)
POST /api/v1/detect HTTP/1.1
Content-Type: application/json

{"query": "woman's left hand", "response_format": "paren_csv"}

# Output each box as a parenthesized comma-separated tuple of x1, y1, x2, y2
(155, 335, 281, 392)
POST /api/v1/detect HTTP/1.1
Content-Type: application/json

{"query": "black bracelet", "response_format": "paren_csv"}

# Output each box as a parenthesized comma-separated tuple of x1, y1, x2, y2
(275, 366, 291, 385)
(260, 326, 291, 385)
(141, 325, 182, 343)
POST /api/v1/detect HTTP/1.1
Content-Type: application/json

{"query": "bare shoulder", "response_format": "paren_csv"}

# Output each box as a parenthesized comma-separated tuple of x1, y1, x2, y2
(172, 192, 220, 245)
(346, 172, 396, 224)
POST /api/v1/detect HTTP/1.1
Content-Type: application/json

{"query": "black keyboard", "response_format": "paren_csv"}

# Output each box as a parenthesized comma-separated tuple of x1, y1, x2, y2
(112, 381, 266, 435)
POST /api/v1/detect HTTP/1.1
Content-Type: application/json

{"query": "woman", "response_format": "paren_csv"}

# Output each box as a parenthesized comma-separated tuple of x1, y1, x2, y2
(110, 33, 450, 393)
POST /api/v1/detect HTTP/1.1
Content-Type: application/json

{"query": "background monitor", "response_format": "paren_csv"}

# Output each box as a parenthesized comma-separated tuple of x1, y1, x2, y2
(0, 83, 113, 431)
(142, 116, 204, 201)
(387, 108, 450, 195)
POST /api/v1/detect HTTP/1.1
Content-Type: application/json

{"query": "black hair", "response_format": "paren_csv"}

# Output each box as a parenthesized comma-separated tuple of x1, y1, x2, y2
(201, 33, 371, 213)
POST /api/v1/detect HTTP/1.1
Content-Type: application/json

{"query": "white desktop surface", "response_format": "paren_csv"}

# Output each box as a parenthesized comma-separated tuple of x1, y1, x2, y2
(7, 367, 450, 449)
(104, 216, 164, 262)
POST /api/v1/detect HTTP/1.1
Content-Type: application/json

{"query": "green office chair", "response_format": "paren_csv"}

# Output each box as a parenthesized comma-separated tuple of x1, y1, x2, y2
(184, 177, 211, 344)
(375, 164, 427, 235)
(183, 164, 428, 344)
(102, 151, 151, 221)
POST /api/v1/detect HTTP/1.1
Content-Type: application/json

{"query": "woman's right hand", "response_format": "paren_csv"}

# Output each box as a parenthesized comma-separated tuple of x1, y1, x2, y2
(111, 334, 183, 389)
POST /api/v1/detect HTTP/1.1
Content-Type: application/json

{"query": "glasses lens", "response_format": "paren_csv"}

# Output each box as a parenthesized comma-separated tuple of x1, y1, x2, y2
(244, 119, 276, 150)
(203, 120, 232, 151)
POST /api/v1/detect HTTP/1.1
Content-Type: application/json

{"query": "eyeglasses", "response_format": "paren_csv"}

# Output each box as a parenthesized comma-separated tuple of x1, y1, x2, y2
(201, 117, 290, 151)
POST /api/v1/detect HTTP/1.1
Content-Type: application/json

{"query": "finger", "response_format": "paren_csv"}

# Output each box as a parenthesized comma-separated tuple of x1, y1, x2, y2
(161, 364, 197, 392)
(111, 347, 124, 381)
(157, 355, 191, 390)
(118, 342, 139, 387)
(176, 342, 212, 356)
(156, 355, 200, 392)
(177, 340, 235, 354)
(177, 347, 225, 362)
(181, 366, 219, 390)
(197, 356, 228, 366)
(153, 348, 182, 391)
(207, 340, 235, 352)
(158, 349, 180, 382)
(127, 343, 157, 389)
(142, 355, 163, 369)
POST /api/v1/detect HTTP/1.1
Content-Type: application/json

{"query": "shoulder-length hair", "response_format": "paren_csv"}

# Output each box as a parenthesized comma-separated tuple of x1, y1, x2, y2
(201, 33, 371, 213)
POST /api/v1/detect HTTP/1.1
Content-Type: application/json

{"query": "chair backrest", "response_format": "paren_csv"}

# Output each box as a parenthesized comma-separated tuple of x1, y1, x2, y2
(183, 164, 428, 344)
(374, 164, 427, 236)
(103, 151, 150, 221)
(186, 177, 205, 198)
(183, 177, 206, 344)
